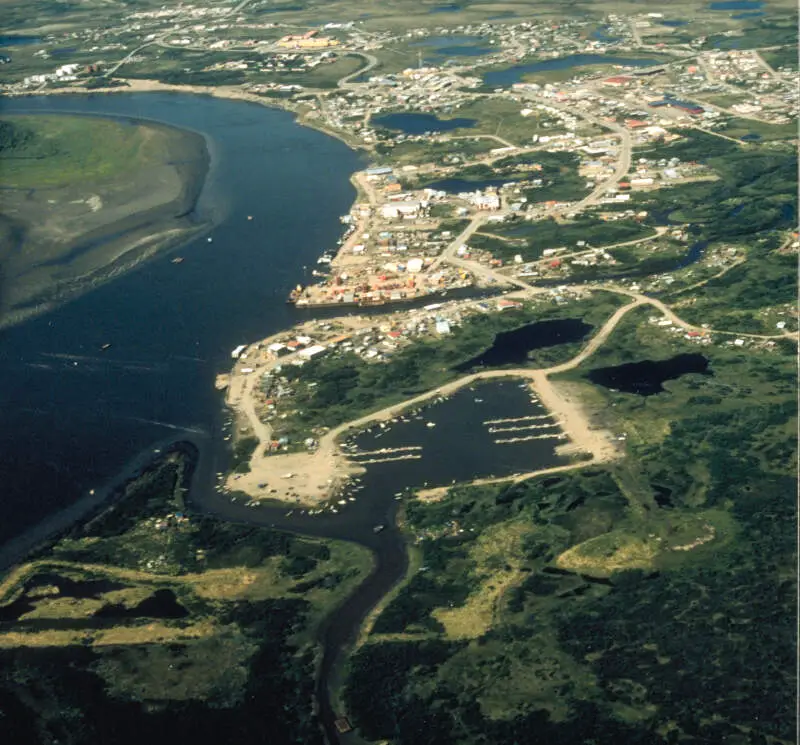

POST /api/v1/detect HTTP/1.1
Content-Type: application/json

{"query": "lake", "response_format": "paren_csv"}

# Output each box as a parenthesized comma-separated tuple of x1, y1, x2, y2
(371, 111, 477, 134)
(454, 319, 593, 372)
(483, 54, 660, 86)
(424, 176, 524, 193)
(412, 34, 493, 58)
(588, 354, 712, 395)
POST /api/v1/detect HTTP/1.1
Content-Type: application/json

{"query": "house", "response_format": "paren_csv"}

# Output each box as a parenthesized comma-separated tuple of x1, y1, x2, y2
(298, 344, 327, 359)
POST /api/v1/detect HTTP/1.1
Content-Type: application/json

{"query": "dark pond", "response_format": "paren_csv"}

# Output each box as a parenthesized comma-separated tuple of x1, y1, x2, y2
(429, 3, 462, 12)
(0, 572, 128, 623)
(661, 19, 689, 26)
(653, 484, 674, 508)
(412, 35, 493, 58)
(372, 111, 477, 134)
(740, 132, 762, 141)
(0, 35, 42, 46)
(94, 588, 189, 619)
(425, 176, 524, 193)
(454, 318, 593, 372)
(708, 0, 764, 9)
(483, 54, 658, 86)
(588, 353, 712, 396)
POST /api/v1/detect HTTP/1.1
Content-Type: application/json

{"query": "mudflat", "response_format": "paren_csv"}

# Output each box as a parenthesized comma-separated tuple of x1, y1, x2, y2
(0, 113, 209, 327)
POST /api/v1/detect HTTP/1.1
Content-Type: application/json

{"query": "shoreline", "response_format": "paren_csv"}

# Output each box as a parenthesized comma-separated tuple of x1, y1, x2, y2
(0, 437, 204, 573)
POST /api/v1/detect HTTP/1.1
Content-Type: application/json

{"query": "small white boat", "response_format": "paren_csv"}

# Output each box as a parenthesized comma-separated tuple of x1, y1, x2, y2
(426, 422, 436, 428)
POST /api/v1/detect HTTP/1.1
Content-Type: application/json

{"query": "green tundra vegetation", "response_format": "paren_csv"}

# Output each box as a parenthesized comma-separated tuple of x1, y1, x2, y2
(343, 302, 796, 744)
(472, 215, 654, 262)
(0, 115, 173, 189)
(0, 447, 373, 745)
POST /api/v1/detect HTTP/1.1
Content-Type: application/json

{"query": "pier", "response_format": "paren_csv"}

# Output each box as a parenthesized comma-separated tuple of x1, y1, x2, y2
(495, 433, 567, 444)
(483, 413, 553, 426)
(348, 445, 423, 458)
(353, 453, 423, 465)
(487, 422, 563, 434)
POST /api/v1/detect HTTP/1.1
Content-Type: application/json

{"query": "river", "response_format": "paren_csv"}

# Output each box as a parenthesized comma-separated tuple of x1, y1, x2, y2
(0, 92, 567, 744)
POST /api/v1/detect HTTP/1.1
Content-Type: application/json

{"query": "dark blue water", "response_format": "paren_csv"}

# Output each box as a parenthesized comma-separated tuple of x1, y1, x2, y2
(740, 133, 762, 141)
(0, 35, 41, 46)
(425, 176, 522, 193)
(588, 354, 712, 396)
(371, 111, 477, 134)
(0, 93, 362, 547)
(430, 3, 461, 12)
(709, 0, 764, 10)
(349, 380, 568, 487)
(483, 54, 658, 86)
(454, 319, 592, 372)
(661, 19, 689, 26)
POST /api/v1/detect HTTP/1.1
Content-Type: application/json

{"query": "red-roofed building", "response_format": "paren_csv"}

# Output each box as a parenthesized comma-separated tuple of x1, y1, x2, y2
(625, 119, 648, 128)
(604, 76, 632, 86)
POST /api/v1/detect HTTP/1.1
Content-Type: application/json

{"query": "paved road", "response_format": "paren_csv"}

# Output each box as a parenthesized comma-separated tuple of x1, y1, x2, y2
(338, 52, 379, 88)
(518, 93, 633, 213)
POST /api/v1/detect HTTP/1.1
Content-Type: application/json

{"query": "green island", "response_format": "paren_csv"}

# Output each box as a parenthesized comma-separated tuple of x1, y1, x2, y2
(0, 0, 797, 742)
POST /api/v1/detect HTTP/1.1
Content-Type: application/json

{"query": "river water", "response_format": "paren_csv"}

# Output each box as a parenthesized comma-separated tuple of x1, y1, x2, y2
(0, 92, 570, 743)
(0, 92, 362, 548)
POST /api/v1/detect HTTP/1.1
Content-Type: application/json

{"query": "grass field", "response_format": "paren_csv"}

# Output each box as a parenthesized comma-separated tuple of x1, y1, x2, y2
(0, 114, 171, 189)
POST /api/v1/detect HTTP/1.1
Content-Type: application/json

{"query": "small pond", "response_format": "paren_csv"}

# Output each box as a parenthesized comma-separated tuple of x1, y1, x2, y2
(708, 0, 764, 10)
(588, 353, 712, 396)
(412, 35, 493, 58)
(424, 176, 525, 193)
(372, 112, 477, 134)
(0, 35, 42, 46)
(94, 589, 189, 619)
(454, 318, 593, 372)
